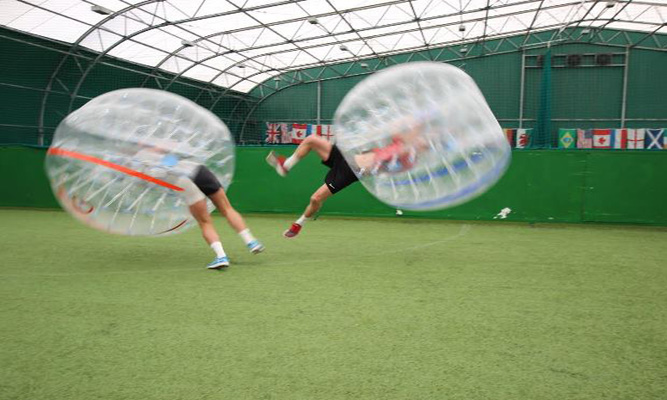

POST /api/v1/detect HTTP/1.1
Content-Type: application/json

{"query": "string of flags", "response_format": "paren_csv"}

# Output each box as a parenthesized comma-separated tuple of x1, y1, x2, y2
(265, 123, 334, 144)
(504, 128, 667, 149)
(558, 128, 666, 149)
(265, 123, 666, 150)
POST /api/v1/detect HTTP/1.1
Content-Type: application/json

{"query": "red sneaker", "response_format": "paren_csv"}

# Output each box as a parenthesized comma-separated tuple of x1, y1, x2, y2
(266, 151, 288, 177)
(283, 223, 302, 238)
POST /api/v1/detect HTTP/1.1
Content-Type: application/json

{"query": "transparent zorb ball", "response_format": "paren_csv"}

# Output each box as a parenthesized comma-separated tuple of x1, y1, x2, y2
(45, 88, 235, 236)
(333, 62, 511, 211)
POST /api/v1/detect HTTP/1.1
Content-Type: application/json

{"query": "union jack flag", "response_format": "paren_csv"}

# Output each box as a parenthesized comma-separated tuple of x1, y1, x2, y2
(265, 123, 281, 144)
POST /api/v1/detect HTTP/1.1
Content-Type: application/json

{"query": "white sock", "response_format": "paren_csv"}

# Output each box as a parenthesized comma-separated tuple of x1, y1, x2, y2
(210, 241, 226, 258)
(296, 215, 308, 226)
(238, 228, 256, 245)
(283, 155, 299, 171)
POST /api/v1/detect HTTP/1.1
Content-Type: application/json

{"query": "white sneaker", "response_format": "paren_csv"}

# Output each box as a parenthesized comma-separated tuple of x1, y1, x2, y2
(266, 151, 288, 177)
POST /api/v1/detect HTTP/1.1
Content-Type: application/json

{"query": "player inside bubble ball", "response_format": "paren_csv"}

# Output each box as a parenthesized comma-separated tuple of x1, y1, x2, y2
(266, 117, 431, 238)
(136, 143, 264, 269)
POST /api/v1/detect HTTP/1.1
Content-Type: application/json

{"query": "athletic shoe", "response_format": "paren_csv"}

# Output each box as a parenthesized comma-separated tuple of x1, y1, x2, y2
(207, 256, 230, 269)
(247, 240, 265, 254)
(283, 223, 302, 238)
(266, 151, 288, 177)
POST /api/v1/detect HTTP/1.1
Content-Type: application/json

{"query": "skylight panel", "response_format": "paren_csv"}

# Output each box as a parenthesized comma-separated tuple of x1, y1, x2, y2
(212, 72, 242, 89)
(6, 6, 90, 43)
(421, 25, 462, 46)
(187, 1, 237, 18)
(132, 29, 187, 53)
(293, 0, 336, 16)
(246, 2, 309, 24)
(300, 44, 336, 61)
(0, 1, 33, 26)
(327, 0, 398, 10)
(270, 20, 311, 41)
(621, 4, 664, 25)
(229, 79, 258, 93)
(414, 0, 459, 20)
(97, 13, 150, 39)
(183, 12, 258, 37)
(158, 56, 195, 74)
(183, 64, 220, 82)
(108, 41, 169, 66)
(80, 28, 123, 52)
(272, 49, 320, 69)
(346, 5, 394, 30)
(239, 42, 299, 59)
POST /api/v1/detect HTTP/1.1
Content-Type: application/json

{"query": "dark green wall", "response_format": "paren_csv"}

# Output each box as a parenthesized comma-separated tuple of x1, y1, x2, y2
(2, 146, 665, 225)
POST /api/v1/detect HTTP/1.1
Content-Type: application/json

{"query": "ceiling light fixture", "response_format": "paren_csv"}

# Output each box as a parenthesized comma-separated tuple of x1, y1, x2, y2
(91, 5, 113, 15)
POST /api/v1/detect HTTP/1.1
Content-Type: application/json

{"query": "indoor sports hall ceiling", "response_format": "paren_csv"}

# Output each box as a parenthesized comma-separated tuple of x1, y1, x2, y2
(2, 0, 666, 93)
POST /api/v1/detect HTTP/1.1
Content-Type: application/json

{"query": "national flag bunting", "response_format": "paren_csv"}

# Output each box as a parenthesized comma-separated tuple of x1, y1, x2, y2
(515, 128, 531, 149)
(503, 128, 515, 147)
(558, 128, 576, 149)
(645, 129, 664, 150)
(265, 123, 281, 144)
(627, 129, 645, 149)
(577, 129, 593, 149)
(593, 129, 612, 149)
(291, 123, 311, 144)
(314, 124, 335, 142)
(280, 123, 292, 144)
(612, 129, 627, 149)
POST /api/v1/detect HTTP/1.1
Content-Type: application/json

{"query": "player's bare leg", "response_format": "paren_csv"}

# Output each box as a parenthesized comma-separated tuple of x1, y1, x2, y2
(266, 136, 332, 176)
(189, 199, 229, 269)
(209, 188, 264, 254)
(284, 184, 333, 238)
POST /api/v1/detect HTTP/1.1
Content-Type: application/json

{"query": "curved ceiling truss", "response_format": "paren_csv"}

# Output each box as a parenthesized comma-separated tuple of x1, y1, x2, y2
(1, 0, 665, 140)
(4, 0, 665, 91)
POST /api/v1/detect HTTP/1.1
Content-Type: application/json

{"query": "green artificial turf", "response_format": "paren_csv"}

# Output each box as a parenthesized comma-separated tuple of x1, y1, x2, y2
(1, 209, 666, 400)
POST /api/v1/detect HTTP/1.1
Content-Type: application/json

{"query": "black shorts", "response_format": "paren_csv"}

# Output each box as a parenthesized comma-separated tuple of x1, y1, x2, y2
(322, 145, 359, 194)
(192, 165, 222, 196)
